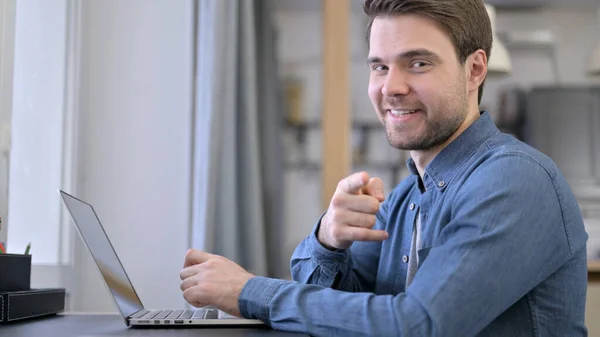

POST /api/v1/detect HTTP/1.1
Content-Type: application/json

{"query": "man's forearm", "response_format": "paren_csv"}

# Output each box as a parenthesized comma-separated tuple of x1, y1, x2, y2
(239, 276, 432, 337)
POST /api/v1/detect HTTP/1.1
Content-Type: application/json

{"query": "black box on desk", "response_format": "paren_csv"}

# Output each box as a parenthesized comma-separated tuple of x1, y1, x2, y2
(0, 253, 31, 292)
(0, 288, 66, 324)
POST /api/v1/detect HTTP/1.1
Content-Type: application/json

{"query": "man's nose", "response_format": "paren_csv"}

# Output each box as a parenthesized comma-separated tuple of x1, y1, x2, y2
(381, 68, 410, 97)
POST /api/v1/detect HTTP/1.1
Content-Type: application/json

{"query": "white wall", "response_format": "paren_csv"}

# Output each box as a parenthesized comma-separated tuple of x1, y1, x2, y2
(71, 0, 195, 312)
(7, 0, 195, 313)
(8, 0, 69, 263)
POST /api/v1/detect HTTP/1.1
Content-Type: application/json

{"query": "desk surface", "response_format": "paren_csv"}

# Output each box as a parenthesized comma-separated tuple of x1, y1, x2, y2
(2, 313, 308, 337)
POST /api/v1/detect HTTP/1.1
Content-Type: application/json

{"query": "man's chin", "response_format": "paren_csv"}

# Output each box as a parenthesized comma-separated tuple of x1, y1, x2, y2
(390, 134, 454, 151)
(386, 131, 426, 151)
(387, 136, 433, 151)
(389, 141, 424, 151)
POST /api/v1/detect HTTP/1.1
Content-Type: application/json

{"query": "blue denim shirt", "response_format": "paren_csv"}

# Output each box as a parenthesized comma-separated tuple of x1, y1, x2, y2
(239, 111, 589, 337)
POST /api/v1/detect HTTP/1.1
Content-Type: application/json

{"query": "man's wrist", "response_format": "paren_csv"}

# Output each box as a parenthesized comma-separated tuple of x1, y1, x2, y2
(316, 213, 338, 251)
(306, 215, 350, 274)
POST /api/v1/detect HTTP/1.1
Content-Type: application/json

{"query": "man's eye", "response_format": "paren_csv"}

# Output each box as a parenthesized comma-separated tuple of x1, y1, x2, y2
(372, 64, 387, 71)
(410, 62, 429, 69)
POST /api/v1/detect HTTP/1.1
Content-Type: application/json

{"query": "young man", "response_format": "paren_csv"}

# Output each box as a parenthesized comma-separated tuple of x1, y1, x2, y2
(180, 0, 589, 335)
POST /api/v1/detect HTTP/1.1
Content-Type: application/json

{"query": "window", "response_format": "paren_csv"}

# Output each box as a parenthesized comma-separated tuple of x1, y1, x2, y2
(5, 0, 75, 266)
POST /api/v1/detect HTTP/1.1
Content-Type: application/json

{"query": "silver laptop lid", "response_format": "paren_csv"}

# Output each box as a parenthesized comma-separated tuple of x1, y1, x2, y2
(60, 190, 144, 319)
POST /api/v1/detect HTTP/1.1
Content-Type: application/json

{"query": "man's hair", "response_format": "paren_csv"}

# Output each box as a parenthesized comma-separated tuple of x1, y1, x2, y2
(363, 0, 492, 104)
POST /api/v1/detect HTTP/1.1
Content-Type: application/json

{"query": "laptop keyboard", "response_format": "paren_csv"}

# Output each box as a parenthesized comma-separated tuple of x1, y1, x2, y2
(134, 308, 222, 320)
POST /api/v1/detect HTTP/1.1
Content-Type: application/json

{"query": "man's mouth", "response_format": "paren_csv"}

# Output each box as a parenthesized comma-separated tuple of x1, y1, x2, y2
(387, 109, 420, 116)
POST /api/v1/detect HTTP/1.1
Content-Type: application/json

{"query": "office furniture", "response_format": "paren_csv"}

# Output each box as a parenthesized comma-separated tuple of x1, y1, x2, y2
(590, 261, 600, 282)
(2, 313, 308, 337)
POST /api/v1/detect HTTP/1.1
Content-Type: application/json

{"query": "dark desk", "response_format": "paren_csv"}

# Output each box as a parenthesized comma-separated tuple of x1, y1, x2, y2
(2, 313, 308, 337)
(590, 261, 600, 283)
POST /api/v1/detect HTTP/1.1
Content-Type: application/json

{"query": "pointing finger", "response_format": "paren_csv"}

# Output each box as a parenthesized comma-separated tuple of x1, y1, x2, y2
(362, 177, 385, 202)
(338, 172, 370, 194)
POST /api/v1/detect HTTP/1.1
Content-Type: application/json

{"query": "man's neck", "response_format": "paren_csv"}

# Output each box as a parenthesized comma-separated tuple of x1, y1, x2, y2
(411, 109, 481, 181)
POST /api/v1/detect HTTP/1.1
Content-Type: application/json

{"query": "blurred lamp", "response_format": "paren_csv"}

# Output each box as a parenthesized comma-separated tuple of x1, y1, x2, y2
(589, 46, 600, 75)
(587, 7, 600, 75)
(485, 3, 512, 74)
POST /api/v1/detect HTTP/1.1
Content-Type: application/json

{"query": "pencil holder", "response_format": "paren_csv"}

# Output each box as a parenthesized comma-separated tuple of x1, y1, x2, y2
(0, 254, 31, 292)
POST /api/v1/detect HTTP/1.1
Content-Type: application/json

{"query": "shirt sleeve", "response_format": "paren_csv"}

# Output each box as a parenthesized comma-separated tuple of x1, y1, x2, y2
(288, 200, 388, 292)
(238, 152, 586, 337)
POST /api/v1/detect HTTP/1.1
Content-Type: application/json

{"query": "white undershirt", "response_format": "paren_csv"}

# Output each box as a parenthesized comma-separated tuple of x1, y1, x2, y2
(406, 210, 422, 287)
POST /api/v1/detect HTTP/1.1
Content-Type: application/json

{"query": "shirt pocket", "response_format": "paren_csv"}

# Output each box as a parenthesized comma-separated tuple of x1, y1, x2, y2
(417, 246, 432, 267)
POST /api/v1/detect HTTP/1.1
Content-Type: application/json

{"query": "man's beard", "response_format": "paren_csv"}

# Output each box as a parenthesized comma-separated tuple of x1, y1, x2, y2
(384, 110, 466, 151)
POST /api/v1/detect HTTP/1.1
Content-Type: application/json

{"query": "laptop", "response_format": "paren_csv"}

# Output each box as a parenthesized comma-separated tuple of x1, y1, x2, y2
(59, 190, 266, 327)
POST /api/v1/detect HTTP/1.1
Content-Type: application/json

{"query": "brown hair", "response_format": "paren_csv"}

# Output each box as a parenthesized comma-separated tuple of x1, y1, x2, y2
(363, 0, 492, 104)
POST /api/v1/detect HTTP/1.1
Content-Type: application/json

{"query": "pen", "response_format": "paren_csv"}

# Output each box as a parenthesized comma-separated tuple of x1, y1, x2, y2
(24, 242, 31, 255)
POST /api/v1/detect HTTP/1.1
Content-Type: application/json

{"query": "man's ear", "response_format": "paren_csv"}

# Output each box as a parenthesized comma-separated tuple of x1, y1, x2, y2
(466, 50, 487, 95)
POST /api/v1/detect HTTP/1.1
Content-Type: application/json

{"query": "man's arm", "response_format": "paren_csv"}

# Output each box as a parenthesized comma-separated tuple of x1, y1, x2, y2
(289, 205, 387, 292)
(239, 153, 585, 337)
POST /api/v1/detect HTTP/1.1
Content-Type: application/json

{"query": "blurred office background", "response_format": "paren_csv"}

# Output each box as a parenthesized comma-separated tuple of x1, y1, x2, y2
(0, 0, 599, 334)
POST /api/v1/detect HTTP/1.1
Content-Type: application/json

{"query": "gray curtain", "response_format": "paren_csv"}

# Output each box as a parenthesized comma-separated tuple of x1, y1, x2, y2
(192, 0, 285, 278)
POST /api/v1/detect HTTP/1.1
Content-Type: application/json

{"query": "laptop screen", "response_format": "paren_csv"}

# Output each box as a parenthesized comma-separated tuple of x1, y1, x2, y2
(60, 191, 144, 318)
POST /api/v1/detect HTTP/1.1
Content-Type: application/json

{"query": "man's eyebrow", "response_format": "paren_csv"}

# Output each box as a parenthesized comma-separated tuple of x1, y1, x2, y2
(367, 49, 441, 64)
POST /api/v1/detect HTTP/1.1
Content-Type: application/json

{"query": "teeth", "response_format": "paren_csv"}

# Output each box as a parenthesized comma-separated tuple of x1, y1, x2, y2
(390, 110, 417, 116)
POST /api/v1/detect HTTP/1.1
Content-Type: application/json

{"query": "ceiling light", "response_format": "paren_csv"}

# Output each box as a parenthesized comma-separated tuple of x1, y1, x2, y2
(485, 3, 512, 74)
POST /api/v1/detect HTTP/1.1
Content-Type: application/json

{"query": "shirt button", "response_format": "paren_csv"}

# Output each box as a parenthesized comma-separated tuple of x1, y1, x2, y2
(438, 181, 446, 187)
(409, 203, 415, 210)
(402, 255, 409, 263)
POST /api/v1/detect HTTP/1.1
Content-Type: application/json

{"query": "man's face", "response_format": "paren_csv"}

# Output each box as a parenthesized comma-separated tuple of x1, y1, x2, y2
(367, 14, 470, 151)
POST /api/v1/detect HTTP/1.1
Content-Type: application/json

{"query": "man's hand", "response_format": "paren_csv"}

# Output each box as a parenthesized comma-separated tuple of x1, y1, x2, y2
(318, 171, 387, 250)
(180, 249, 254, 317)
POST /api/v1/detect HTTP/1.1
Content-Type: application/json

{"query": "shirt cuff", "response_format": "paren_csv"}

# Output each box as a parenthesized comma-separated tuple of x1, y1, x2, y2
(238, 276, 286, 324)
(308, 213, 350, 267)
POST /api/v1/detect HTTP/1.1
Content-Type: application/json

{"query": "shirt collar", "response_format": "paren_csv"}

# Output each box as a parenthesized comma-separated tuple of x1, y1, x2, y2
(406, 110, 500, 190)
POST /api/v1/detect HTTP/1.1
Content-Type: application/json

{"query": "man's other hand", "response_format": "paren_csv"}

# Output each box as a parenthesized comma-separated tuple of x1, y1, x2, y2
(180, 249, 254, 317)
